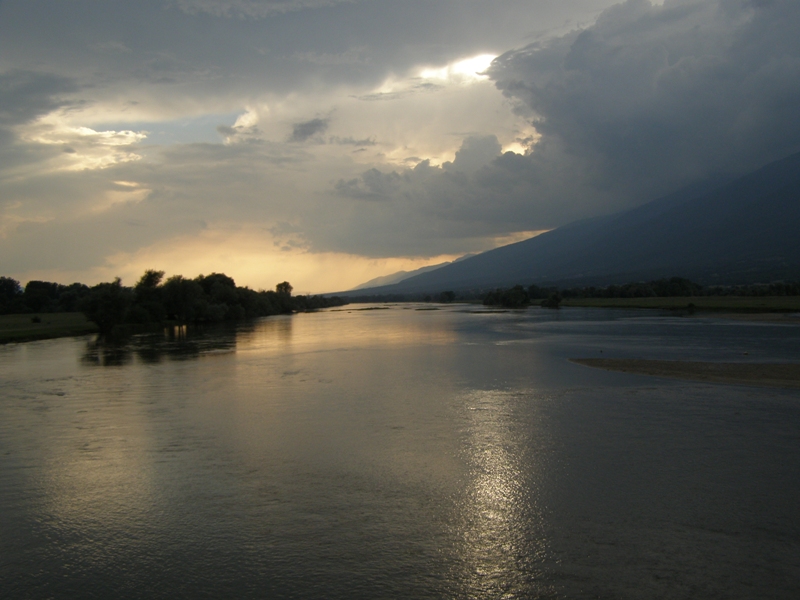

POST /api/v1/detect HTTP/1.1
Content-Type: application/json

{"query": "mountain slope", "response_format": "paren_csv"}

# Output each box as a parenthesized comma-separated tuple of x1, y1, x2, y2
(340, 151, 800, 295)
(351, 262, 450, 290)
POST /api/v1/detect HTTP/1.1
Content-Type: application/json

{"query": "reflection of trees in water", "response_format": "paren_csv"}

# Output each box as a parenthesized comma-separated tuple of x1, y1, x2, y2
(81, 321, 252, 366)
(236, 314, 293, 348)
(81, 341, 133, 367)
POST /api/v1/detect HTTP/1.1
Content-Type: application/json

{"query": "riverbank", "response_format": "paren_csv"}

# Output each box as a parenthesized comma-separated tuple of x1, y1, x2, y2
(571, 358, 800, 388)
(0, 313, 97, 344)
(561, 296, 800, 312)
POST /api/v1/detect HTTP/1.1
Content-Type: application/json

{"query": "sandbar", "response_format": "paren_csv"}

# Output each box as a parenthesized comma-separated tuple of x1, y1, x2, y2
(571, 358, 800, 389)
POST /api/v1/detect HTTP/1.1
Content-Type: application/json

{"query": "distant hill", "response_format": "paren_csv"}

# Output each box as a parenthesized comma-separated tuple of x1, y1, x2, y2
(350, 262, 450, 290)
(350, 254, 478, 290)
(335, 151, 800, 296)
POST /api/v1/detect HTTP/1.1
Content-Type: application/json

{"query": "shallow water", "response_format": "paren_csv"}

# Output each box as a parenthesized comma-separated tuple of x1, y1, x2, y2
(1, 306, 799, 598)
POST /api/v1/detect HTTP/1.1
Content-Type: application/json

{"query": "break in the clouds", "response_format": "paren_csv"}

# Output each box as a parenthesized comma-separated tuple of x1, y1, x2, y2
(1, 0, 799, 292)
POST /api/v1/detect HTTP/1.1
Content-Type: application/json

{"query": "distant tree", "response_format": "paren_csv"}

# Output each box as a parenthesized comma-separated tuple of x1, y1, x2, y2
(541, 291, 562, 309)
(136, 270, 165, 290)
(24, 280, 60, 312)
(271, 281, 294, 313)
(56, 283, 91, 312)
(199, 273, 238, 312)
(527, 284, 546, 300)
(128, 269, 166, 323)
(276, 281, 293, 297)
(162, 276, 204, 322)
(439, 291, 456, 303)
(0, 276, 22, 300)
(80, 278, 133, 335)
(0, 277, 23, 313)
(484, 285, 530, 308)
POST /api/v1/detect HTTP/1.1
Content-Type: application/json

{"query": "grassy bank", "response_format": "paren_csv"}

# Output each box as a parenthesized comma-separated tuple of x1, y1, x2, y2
(561, 296, 800, 311)
(0, 313, 98, 344)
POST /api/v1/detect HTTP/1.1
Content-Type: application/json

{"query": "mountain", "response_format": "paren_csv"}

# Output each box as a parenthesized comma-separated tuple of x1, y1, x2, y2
(350, 253, 478, 290)
(351, 262, 450, 290)
(337, 151, 800, 296)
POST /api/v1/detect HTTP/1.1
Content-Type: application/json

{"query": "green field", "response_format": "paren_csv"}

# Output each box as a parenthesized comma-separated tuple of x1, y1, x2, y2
(0, 312, 98, 344)
(561, 296, 800, 311)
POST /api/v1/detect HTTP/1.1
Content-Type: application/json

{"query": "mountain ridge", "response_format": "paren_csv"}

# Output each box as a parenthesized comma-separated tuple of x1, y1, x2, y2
(332, 151, 800, 296)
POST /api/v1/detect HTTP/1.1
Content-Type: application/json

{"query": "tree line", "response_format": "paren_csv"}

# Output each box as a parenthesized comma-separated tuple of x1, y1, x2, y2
(483, 277, 800, 308)
(342, 277, 800, 308)
(0, 271, 347, 334)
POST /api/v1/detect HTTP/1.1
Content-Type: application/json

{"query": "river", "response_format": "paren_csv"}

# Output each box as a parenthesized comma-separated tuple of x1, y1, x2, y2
(1, 305, 799, 598)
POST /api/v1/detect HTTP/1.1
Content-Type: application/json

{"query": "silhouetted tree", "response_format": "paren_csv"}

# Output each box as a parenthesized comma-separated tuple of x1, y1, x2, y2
(276, 281, 293, 296)
(541, 291, 562, 309)
(162, 276, 204, 322)
(24, 281, 60, 312)
(130, 269, 166, 323)
(80, 278, 133, 335)
(483, 285, 530, 308)
(0, 276, 23, 313)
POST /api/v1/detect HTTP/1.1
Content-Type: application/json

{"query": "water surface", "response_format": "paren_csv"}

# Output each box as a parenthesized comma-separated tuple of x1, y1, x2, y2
(1, 306, 799, 598)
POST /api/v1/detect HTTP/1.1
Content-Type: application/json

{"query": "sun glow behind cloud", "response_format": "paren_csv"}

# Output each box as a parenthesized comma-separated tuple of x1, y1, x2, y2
(1, 45, 537, 289)
(18, 114, 147, 172)
(419, 54, 496, 82)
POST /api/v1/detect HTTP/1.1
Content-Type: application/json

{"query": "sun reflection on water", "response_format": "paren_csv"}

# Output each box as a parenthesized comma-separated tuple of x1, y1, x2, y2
(236, 306, 459, 355)
(454, 389, 553, 598)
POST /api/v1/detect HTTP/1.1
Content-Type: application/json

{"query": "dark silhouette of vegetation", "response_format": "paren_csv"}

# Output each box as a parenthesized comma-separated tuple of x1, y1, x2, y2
(0, 276, 91, 314)
(482, 277, 800, 309)
(541, 292, 562, 309)
(80, 278, 133, 335)
(483, 285, 531, 308)
(559, 277, 703, 299)
(0, 271, 347, 337)
(439, 291, 456, 303)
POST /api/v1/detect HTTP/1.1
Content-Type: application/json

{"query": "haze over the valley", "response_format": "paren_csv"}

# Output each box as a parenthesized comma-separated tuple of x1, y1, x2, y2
(2, 0, 800, 292)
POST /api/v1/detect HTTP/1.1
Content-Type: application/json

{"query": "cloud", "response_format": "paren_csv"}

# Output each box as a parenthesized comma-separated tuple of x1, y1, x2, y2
(169, 0, 355, 18)
(329, 135, 376, 147)
(292, 47, 370, 66)
(289, 117, 329, 142)
(320, 135, 553, 256)
(312, 0, 800, 261)
(443, 135, 502, 173)
(486, 0, 800, 205)
(0, 70, 78, 126)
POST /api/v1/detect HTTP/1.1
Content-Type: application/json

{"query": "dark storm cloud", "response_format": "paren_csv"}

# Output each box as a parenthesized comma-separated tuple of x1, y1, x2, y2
(487, 0, 800, 201)
(169, 0, 355, 18)
(316, 0, 800, 257)
(443, 135, 503, 173)
(320, 136, 546, 256)
(0, 1, 621, 102)
(290, 117, 329, 142)
(0, 70, 77, 126)
(0, 71, 82, 176)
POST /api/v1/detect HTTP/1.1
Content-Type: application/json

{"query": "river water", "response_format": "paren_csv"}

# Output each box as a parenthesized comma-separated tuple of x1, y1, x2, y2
(1, 305, 799, 599)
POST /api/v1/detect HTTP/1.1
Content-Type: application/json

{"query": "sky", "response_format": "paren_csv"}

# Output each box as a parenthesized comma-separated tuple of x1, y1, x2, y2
(2, 0, 800, 293)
